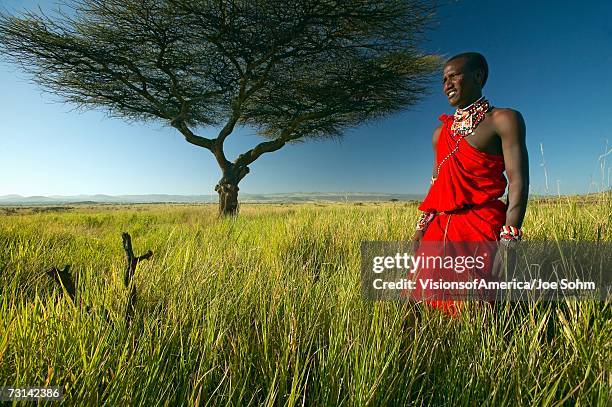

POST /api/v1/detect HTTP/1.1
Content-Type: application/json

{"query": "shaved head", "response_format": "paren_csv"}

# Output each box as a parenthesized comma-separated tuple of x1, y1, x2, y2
(446, 52, 488, 87)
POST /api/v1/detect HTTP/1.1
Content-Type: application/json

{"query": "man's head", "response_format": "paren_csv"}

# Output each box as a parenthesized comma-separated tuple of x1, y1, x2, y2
(443, 52, 488, 108)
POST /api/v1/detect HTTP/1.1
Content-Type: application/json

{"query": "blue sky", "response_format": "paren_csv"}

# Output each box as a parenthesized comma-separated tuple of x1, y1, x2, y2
(1, 0, 611, 196)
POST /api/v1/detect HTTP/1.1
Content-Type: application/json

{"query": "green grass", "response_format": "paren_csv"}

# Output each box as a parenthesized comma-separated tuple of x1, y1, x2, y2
(0, 197, 610, 406)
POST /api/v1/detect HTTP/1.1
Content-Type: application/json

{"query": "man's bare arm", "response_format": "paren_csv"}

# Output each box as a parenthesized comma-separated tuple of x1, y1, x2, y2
(496, 109, 529, 228)
(432, 124, 443, 179)
(413, 124, 443, 246)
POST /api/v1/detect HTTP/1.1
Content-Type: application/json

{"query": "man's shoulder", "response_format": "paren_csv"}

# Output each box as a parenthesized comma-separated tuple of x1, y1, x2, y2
(432, 122, 444, 144)
(490, 107, 524, 125)
(490, 107, 526, 139)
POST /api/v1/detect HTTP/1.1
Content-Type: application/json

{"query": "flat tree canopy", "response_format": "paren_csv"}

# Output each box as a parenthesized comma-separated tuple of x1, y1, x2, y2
(0, 0, 440, 214)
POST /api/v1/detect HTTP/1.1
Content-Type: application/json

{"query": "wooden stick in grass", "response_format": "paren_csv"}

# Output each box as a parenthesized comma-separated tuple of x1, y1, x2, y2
(122, 232, 152, 323)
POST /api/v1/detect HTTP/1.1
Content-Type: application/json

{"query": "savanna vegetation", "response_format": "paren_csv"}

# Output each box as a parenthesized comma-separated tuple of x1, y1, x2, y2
(0, 195, 610, 405)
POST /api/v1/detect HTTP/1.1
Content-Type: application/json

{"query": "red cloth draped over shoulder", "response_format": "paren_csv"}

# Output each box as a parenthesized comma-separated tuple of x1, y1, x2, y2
(418, 114, 507, 213)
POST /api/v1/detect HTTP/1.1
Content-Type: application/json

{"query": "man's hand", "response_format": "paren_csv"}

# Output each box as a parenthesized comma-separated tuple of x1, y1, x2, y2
(491, 241, 518, 280)
(412, 230, 425, 253)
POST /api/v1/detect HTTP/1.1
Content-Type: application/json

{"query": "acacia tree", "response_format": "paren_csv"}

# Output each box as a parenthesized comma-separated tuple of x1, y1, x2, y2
(0, 0, 439, 215)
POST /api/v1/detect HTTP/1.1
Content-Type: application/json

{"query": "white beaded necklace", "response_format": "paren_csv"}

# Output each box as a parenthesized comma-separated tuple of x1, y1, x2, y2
(434, 97, 491, 180)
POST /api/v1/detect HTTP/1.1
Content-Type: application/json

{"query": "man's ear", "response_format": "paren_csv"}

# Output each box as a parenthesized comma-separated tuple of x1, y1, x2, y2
(474, 69, 485, 88)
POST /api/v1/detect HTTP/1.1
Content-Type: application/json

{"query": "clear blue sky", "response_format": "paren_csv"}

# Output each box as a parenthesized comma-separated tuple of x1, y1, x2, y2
(1, 0, 611, 196)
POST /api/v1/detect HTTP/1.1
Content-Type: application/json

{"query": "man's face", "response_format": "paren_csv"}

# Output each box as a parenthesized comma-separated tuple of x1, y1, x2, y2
(442, 58, 482, 108)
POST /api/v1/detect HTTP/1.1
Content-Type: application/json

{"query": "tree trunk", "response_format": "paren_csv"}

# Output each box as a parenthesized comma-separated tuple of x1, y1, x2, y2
(215, 181, 240, 216)
(214, 165, 249, 216)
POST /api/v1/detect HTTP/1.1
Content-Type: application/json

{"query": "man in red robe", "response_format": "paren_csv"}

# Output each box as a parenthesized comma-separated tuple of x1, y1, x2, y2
(410, 52, 529, 316)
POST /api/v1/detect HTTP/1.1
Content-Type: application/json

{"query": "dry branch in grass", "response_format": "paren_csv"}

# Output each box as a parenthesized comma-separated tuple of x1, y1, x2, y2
(122, 232, 153, 324)
(44, 233, 152, 326)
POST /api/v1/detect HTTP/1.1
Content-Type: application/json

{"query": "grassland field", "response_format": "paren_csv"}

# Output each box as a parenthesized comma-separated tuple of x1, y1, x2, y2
(0, 196, 610, 406)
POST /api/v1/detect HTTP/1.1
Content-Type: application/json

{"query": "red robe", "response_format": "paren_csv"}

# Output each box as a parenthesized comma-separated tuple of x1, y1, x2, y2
(411, 114, 508, 316)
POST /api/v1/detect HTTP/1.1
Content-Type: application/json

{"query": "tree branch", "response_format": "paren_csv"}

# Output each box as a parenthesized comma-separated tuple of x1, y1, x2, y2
(171, 121, 215, 150)
(234, 112, 323, 167)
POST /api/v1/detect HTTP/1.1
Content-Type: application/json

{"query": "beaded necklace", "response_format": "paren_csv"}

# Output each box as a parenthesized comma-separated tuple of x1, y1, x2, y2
(434, 97, 491, 179)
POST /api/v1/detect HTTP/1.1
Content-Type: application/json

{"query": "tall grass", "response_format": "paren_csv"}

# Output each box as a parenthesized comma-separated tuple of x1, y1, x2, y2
(0, 196, 610, 405)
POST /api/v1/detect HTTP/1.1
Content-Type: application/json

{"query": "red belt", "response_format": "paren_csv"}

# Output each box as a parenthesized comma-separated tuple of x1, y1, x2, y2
(439, 199, 506, 215)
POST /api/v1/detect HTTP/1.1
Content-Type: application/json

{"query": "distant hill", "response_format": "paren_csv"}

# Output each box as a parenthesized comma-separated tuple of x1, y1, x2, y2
(0, 193, 424, 205)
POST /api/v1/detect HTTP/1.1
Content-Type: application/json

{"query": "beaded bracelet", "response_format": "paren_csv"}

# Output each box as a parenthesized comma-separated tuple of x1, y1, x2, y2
(499, 225, 523, 242)
(416, 211, 436, 232)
